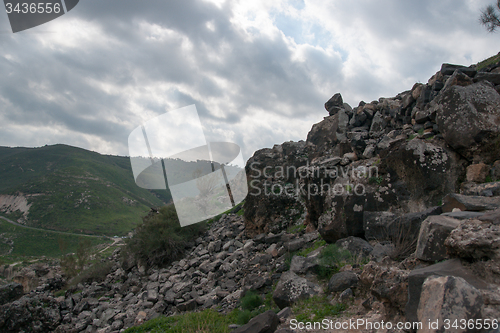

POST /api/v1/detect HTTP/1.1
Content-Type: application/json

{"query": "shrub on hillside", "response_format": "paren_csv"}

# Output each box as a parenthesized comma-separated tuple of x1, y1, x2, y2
(69, 261, 114, 287)
(316, 244, 354, 279)
(124, 204, 206, 268)
(59, 238, 93, 279)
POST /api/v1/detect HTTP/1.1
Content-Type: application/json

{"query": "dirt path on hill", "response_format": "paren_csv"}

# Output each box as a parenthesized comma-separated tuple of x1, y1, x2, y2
(0, 216, 108, 239)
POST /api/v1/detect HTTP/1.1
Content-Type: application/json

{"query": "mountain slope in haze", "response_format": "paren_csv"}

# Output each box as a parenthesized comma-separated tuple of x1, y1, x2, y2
(0, 144, 172, 236)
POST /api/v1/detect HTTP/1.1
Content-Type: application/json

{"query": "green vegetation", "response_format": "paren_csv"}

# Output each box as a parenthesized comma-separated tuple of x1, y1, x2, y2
(368, 176, 383, 185)
(124, 204, 206, 268)
(296, 239, 327, 257)
(67, 261, 114, 287)
(485, 175, 494, 183)
(233, 290, 279, 325)
(0, 144, 171, 236)
(407, 134, 417, 141)
(284, 243, 357, 279)
(236, 290, 264, 324)
(317, 244, 356, 280)
(57, 237, 116, 291)
(240, 290, 263, 311)
(418, 128, 425, 135)
(0, 218, 108, 258)
(288, 223, 306, 234)
(53, 290, 66, 297)
(124, 309, 239, 333)
(477, 53, 500, 70)
(293, 295, 347, 322)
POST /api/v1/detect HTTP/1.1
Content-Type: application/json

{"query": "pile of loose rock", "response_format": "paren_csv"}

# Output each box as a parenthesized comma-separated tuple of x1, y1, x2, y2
(0, 214, 329, 332)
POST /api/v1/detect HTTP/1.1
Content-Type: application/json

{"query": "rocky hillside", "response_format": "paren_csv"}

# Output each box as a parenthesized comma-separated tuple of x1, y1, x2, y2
(0, 56, 500, 333)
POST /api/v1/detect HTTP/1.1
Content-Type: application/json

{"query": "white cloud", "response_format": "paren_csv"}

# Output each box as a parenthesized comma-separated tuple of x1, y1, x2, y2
(0, 0, 498, 160)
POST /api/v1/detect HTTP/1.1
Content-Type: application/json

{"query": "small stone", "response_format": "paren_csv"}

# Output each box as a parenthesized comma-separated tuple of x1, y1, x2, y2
(328, 271, 358, 292)
(466, 163, 490, 183)
(339, 288, 353, 303)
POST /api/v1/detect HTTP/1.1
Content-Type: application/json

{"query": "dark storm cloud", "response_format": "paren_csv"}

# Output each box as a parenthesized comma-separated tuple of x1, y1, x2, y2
(0, 0, 497, 157)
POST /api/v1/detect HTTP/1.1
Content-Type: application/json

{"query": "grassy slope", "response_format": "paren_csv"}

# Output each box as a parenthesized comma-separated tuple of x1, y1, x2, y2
(0, 218, 110, 258)
(477, 52, 500, 70)
(0, 144, 171, 236)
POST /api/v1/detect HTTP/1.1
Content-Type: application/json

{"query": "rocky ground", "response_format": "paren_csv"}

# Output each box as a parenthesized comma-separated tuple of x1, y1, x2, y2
(1, 59, 500, 332)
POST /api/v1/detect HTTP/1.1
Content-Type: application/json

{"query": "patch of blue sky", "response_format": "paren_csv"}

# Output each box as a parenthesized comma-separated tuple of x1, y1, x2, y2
(288, 0, 305, 11)
(272, 11, 347, 61)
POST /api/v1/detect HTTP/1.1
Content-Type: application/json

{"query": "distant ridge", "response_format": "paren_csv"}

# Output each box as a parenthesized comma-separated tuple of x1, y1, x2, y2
(0, 144, 171, 236)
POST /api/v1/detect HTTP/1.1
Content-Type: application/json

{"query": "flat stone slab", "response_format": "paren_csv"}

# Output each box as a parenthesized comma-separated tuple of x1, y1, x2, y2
(415, 215, 461, 262)
(442, 193, 500, 213)
(461, 181, 500, 197)
(441, 211, 485, 220)
(478, 208, 500, 225)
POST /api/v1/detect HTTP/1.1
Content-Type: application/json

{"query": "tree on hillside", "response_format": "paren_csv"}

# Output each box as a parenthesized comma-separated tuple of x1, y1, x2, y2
(480, 0, 500, 32)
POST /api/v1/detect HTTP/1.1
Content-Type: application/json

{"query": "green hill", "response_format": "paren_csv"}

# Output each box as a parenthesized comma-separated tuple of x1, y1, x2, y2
(0, 144, 171, 236)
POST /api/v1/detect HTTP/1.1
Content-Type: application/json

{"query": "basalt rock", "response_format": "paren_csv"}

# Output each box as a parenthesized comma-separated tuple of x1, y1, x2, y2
(442, 193, 500, 213)
(232, 310, 280, 333)
(325, 93, 344, 116)
(415, 215, 461, 262)
(0, 283, 23, 306)
(417, 276, 483, 333)
(433, 81, 500, 163)
(405, 259, 487, 324)
(272, 271, 322, 309)
(382, 139, 464, 207)
(445, 218, 500, 260)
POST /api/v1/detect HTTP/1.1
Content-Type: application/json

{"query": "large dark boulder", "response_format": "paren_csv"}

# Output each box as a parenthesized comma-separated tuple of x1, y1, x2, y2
(289, 255, 319, 275)
(417, 276, 483, 332)
(363, 211, 396, 240)
(243, 143, 307, 237)
(364, 206, 442, 241)
(325, 93, 344, 116)
(440, 63, 476, 77)
(232, 310, 280, 333)
(328, 271, 358, 292)
(405, 259, 487, 324)
(0, 283, 23, 306)
(382, 139, 464, 207)
(433, 81, 500, 163)
(335, 236, 373, 258)
(317, 190, 393, 243)
(474, 72, 500, 85)
(306, 111, 349, 153)
(415, 215, 461, 261)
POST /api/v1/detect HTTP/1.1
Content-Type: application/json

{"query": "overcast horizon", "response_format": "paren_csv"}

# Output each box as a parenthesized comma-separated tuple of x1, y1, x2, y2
(0, 0, 498, 161)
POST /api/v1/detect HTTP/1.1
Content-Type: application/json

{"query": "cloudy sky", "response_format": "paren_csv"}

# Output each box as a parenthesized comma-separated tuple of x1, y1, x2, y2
(0, 0, 498, 162)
